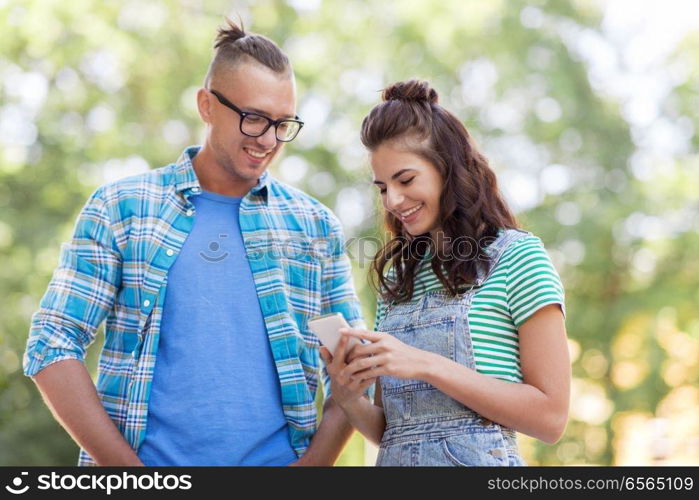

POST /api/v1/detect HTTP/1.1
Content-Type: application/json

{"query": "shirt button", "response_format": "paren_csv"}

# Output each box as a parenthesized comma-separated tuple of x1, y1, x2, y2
(192, 187, 201, 193)
(143, 299, 151, 307)
(186, 209, 194, 216)
(166, 249, 174, 256)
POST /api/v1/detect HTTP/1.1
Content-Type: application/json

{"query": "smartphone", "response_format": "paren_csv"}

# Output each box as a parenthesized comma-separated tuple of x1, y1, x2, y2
(307, 313, 360, 356)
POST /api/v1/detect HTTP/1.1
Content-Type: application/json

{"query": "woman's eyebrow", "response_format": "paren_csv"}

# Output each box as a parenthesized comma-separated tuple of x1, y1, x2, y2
(373, 168, 416, 184)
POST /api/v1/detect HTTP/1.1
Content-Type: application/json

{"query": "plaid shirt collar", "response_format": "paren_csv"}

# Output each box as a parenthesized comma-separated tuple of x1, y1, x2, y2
(174, 145, 270, 201)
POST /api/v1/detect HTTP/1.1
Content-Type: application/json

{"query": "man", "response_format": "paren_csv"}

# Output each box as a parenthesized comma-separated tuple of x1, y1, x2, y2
(23, 19, 362, 466)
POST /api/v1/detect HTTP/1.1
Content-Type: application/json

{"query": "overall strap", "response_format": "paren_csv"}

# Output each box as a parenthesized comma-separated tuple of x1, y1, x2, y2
(475, 229, 531, 285)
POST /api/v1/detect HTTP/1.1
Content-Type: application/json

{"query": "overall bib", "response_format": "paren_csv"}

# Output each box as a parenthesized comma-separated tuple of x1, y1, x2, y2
(375, 229, 529, 466)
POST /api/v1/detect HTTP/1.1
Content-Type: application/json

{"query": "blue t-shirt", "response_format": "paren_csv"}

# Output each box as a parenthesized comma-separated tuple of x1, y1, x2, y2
(138, 190, 297, 465)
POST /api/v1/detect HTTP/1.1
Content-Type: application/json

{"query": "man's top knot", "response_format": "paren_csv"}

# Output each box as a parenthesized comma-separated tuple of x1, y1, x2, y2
(214, 18, 247, 49)
(207, 17, 290, 77)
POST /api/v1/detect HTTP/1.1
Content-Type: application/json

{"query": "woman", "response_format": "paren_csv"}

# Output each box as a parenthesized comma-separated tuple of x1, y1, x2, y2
(319, 79, 570, 466)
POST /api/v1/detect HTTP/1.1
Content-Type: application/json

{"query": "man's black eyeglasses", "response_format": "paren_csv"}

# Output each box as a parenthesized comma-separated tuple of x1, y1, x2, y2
(208, 89, 304, 142)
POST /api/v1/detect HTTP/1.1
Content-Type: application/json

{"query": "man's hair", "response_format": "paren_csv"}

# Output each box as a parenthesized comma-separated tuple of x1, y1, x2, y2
(204, 17, 291, 87)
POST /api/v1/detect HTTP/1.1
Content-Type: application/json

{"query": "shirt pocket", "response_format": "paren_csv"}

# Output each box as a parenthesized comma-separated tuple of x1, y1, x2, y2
(279, 253, 321, 319)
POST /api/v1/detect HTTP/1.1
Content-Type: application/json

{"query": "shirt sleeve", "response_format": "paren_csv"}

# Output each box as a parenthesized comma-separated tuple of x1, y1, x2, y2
(504, 236, 565, 329)
(373, 264, 397, 331)
(318, 213, 365, 401)
(374, 298, 387, 331)
(23, 187, 122, 377)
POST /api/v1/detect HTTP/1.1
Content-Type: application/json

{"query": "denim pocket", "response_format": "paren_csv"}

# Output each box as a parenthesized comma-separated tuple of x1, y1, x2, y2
(507, 452, 527, 466)
(380, 317, 457, 396)
(382, 389, 413, 423)
(376, 443, 409, 466)
(380, 316, 459, 424)
(440, 430, 508, 466)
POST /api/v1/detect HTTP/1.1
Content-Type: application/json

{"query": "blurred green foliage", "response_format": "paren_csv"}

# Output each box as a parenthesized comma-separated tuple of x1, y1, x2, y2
(1, 0, 697, 465)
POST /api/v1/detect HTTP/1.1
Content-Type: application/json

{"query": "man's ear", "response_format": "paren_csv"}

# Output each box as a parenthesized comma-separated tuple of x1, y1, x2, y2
(196, 88, 212, 124)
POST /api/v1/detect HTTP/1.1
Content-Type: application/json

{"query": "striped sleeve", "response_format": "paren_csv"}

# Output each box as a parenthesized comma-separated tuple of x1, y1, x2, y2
(504, 236, 565, 328)
(373, 265, 397, 330)
(374, 298, 387, 331)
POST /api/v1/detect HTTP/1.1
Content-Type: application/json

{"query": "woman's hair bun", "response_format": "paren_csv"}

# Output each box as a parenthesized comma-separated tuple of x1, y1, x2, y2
(382, 79, 439, 105)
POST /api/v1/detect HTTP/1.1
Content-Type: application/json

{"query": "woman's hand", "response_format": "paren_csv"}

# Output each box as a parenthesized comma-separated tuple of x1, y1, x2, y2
(340, 327, 435, 381)
(319, 335, 376, 409)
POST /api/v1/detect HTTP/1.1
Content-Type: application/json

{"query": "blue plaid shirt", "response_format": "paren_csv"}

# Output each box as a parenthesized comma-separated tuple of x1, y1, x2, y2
(24, 146, 363, 466)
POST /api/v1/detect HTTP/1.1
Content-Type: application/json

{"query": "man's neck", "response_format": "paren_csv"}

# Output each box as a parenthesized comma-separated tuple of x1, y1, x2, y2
(192, 146, 259, 197)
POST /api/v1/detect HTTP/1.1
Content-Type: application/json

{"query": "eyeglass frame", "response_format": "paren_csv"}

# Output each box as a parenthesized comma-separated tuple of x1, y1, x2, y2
(207, 89, 304, 142)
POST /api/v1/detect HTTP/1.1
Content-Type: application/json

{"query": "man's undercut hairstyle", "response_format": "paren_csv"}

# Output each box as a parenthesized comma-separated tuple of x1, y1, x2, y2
(204, 17, 291, 86)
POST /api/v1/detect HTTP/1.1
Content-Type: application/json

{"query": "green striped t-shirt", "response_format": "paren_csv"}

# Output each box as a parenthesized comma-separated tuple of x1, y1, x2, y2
(374, 235, 565, 383)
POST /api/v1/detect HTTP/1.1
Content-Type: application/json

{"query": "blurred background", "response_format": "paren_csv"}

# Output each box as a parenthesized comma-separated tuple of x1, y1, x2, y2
(1, 0, 698, 466)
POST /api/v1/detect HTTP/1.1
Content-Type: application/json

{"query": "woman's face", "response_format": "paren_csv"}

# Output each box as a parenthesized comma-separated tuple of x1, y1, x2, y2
(370, 142, 443, 237)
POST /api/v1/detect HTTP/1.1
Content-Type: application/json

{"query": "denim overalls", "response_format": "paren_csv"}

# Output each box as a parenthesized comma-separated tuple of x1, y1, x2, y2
(375, 229, 529, 466)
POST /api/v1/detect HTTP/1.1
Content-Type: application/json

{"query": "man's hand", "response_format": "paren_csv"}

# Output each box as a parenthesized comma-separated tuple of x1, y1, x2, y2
(33, 359, 144, 466)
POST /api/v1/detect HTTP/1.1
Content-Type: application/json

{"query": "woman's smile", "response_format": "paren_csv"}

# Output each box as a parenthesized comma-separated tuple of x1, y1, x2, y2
(397, 202, 424, 223)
